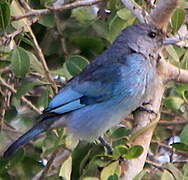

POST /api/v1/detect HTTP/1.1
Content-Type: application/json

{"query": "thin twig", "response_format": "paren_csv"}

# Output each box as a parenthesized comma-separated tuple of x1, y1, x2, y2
(173, 159, 188, 163)
(0, 93, 6, 130)
(29, 30, 57, 94)
(146, 159, 162, 168)
(38, 148, 60, 180)
(152, 140, 188, 156)
(11, 0, 103, 21)
(19, 0, 32, 11)
(0, 76, 41, 114)
(32, 149, 71, 180)
(159, 120, 188, 125)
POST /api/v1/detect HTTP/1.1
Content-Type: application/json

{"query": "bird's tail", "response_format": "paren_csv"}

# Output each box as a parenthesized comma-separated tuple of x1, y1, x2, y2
(3, 114, 59, 158)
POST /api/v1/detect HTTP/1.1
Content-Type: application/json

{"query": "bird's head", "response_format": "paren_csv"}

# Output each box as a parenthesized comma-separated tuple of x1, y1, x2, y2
(115, 23, 165, 58)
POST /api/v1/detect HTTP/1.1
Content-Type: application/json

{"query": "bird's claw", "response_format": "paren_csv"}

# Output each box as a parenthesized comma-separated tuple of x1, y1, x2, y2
(137, 106, 157, 115)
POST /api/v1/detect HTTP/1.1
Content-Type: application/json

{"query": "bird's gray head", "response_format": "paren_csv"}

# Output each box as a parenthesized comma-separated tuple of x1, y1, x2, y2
(114, 23, 164, 58)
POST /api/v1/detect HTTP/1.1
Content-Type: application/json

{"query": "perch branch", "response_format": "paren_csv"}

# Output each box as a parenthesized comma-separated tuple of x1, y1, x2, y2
(158, 59, 188, 84)
(120, 77, 165, 180)
(11, 0, 103, 21)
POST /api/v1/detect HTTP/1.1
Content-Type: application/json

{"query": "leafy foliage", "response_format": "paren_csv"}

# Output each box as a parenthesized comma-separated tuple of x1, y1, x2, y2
(0, 0, 188, 179)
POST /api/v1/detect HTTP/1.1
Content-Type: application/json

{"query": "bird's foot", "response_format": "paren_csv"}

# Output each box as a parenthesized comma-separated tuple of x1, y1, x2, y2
(137, 106, 157, 115)
(98, 136, 112, 154)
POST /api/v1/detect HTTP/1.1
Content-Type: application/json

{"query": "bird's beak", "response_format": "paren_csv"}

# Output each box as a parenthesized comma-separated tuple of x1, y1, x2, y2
(162, 38, 175, 45)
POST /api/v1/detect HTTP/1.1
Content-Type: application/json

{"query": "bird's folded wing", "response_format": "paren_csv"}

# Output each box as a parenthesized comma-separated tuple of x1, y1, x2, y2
(44, 53, 147, 115)
(44, 64, 122, 114)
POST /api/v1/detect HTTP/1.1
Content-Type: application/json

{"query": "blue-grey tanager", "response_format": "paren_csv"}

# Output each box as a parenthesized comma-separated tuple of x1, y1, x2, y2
(3, 23, 164, 157)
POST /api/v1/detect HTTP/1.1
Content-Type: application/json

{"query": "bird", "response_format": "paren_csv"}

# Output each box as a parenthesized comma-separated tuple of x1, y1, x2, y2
(3, 22, 164, 157)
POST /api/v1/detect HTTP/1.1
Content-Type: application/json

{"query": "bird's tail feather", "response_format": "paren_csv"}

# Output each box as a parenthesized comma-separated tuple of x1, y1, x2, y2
(3, 115, 59, 158)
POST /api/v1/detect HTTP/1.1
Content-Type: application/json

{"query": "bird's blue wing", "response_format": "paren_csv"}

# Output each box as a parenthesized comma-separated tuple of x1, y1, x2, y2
(44, 63, 122, 114)
(44, 53, 147, 114)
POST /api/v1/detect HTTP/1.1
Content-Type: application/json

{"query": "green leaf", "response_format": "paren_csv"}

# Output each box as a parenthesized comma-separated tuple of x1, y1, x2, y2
(72, 7, 97, 24)
(40, 30, 62, 56)
(71, 36, 104, 55)
(64, 55, 89, 77)
(28, 51, 44, 73)
(4, 148, 25, 168)
(4, 106, 17, 121)
(17, 35, 34, 48)
(92, 155, 113, 167)
(162, 163, 183, 180)
(72, 142, 93, 179)
(0, 157, 8, 174)
(111, 126, 130, 139)
(182, 163, 188, 177)
(79, 150, 92, 173)
(10, 0, 30, 31)
(38, 13, 55, 28)
(133, 169, 148, 180)
(83, 178, 99, 180)
(175, 84, 188, 102)
(171, 142, 188, 152)
(113, 145, 127, 159)
(161, 170, 174, 180)
(92, 20, 108, 40)
(180, 125, 188, 145)
(181, 51, 188, 70)
(166, 45, 179, 63)
(100, 161, 120, 180)
(163, 96, 184, 111)
(81, 162, 99, 179)
(10, 46, 30, 77)
(117, 8, 134, 21)
(16, 80, 47, 98)
(108, 15, 127, 42)
(112, 138, 128, 148)
(0, 0, 10, 31)
(123, 145, 143, 159)
(59, 156, 72, 180)
(171, 8, 185, 33)
(37, 88, 49, 108)
(108, 174, 119, 180)
(79, 144, 104, 173)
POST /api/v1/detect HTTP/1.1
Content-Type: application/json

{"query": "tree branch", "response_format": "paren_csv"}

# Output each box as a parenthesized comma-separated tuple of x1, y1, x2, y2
(11, 0, 103, 21)
(120, 0, 148, 23)
(19, 0, 32, 11)
(149, 0, 178, 28)
(120, 77, 165, 180)
(158, 58, 188, 84)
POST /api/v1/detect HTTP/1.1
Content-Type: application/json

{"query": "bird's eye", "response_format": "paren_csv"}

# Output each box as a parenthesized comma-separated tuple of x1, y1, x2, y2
(148, 31, 157, 38)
